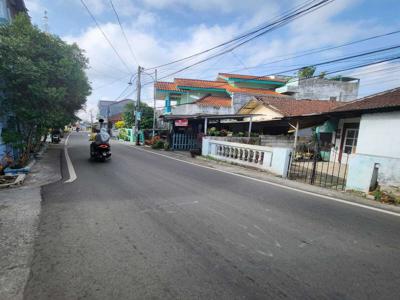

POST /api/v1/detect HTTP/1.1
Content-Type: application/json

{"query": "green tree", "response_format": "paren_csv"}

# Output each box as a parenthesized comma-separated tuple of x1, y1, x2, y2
(139, 102, 154, 130)
(0, 14, 91, 164)
(122, 102, 135, 128)
(122, 102, 154, 129)
(298, 66, 316, 78)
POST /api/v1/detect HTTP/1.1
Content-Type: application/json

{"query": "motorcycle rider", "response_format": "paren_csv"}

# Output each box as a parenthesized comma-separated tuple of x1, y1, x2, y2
(90, 127, 110, 156)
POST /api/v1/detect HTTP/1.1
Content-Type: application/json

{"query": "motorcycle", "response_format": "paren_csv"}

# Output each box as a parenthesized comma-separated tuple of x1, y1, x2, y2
(51, 133, 60, 144)
(90, 142, 111, 161)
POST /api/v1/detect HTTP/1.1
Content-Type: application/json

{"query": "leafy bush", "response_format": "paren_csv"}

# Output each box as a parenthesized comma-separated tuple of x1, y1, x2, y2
(151, 140, 165, 149)
(118, 128, 129, 141)
(163, 142, 170, 151)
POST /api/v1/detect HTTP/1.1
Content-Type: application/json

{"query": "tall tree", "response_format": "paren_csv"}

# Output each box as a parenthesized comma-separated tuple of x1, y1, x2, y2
(0, 14, 91, 164)
(298, 66, 316, 78)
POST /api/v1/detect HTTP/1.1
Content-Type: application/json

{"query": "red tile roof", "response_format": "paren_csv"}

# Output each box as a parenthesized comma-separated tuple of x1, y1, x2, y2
(155, 77, 284, 96)
(226, 85, 282, 96)
(255, 96, 344, 117)
(332, 87, 400, 112)
(154, 81, 179, 91)
(196, 95, 232, 107)
(175, 78, 227, 89)
(218, 73, 287, 83)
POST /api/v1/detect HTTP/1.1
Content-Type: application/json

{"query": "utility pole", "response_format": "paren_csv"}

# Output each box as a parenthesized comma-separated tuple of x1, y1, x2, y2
(152, 69, 157, 138)
(135, 65, 142, 145)
(89, 109, 93, 130)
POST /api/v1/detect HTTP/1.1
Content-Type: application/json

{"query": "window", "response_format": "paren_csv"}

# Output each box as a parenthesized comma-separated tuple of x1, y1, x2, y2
(343, 128, 358, 154)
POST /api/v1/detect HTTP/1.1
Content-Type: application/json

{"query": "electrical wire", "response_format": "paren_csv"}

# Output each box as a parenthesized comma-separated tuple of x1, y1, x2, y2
(109, 0, 140, 66)
(154, 0, 335, 80)
(143, 44, 400, 90)
(146, 0, 332, 70)
(92, 75, 131, 90)
(80, 0, 133, 74)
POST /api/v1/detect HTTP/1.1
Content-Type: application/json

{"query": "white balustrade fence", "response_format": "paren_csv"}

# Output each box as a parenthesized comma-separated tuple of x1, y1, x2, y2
(202, 138, 292, 177)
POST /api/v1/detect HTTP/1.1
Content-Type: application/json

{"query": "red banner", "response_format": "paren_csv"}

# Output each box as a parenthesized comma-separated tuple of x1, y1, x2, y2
(175, 119, 188, 127)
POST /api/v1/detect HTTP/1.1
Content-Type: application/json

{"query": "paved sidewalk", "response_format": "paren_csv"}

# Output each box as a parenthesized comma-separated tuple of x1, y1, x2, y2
(115, 140, 400, 215)
(0, 144, 62, 300)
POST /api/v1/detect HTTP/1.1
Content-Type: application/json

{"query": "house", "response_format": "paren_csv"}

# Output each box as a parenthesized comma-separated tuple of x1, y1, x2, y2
(97, 99, 135, 126)
(155, 73, 288, 116)
(326, 87, 400, 192)
(0, 0, 27, 162)
(276, 76, 360, 101)
(238, 96, 343, 122)
(261, 87, 400, 192)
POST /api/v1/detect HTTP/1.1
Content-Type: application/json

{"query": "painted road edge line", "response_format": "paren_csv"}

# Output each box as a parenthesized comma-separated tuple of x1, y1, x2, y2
(64, 133, 77, 183)
(124, 144, 400, 218)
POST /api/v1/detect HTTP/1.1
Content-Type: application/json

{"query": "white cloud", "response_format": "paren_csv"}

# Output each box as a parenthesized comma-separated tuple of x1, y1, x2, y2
(348, 61, 400, 97)
(72, 0, 138, 16)
(63, 0, 396, 121)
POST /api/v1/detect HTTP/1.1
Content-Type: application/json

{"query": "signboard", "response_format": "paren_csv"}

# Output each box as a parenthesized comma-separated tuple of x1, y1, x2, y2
(135, 111, 142, 121)
(175, 119, 188, 127)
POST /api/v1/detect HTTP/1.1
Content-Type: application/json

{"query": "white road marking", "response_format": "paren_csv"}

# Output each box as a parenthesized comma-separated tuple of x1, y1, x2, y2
(275, 241, 282, 248)
(122, 145, 400, 218)
(64, 133, 77, 184)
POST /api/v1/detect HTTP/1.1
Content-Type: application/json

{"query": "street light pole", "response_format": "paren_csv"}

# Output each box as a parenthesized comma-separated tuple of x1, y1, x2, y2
(135, 65, 142, 145)
(152, 69, 157, 138)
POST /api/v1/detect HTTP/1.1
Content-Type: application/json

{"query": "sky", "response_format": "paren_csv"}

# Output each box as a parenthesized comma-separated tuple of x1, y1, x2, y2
(24, 0, 400, 120)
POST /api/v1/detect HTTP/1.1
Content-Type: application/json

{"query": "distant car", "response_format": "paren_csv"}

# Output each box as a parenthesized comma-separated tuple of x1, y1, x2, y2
(76, 127, 80, 132)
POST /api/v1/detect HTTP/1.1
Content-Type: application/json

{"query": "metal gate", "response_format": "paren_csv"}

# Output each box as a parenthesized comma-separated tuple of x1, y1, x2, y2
(288, 142, 349, 190)
(171, 133, 198, 150)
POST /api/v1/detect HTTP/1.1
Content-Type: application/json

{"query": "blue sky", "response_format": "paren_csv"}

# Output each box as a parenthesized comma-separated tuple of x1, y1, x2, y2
(24, 0, 400, 120)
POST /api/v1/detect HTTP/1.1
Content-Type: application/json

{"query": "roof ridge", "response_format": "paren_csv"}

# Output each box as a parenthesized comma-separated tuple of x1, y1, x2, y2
(354, 86, 400, 102)
(175, 78, 221, 83)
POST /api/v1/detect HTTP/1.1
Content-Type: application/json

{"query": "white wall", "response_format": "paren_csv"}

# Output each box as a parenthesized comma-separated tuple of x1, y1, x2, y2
(345, 111, 400, 192)
(357, 111, 400, 159)
(172, 104, 233, 115)
(202, 138, 292, 177)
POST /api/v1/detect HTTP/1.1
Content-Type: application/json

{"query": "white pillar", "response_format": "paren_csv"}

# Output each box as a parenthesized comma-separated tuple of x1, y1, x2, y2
(248, 116, 253, 138)
(204, 117, 208, 135)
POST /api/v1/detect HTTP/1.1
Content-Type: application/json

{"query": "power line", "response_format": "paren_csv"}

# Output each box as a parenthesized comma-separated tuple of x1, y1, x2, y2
(155, 0, 335, 80)
(92, 75, 131, 90)
(144, 46, 400, 91)
(225, 28, 400, 74)
(153, 27, 400, 83)
(80, 0, 133, 74)
(146, 0, 332, 70)
(109, 0, 140, 66)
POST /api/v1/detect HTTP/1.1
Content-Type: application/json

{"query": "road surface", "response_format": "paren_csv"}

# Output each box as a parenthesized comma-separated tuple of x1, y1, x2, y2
(24, 132, 400, 299)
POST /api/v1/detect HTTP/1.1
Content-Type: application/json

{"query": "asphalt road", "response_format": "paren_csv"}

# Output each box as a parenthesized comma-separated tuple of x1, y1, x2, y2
(24, 132, 400, 299)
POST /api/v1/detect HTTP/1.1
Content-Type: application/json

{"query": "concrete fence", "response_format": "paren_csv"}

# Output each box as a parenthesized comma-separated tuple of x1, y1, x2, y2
(202, 138, 292, 177)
